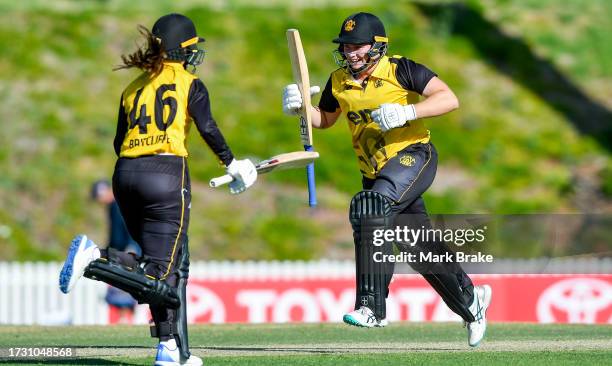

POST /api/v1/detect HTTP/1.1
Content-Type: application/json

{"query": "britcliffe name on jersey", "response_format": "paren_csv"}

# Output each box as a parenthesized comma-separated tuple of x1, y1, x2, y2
(128, 133, 170, 149)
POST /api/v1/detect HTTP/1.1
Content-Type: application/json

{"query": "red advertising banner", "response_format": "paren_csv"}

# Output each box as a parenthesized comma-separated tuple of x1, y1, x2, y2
(110, 274, 611, 324)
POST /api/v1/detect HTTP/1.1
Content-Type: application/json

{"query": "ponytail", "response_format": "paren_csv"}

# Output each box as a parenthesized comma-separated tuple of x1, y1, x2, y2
(115, 25, 165, 75)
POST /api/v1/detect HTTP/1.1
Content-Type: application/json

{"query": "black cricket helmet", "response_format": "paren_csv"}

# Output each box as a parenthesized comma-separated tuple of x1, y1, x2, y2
(333, 12, 388, 45)
(152, 13, 205, 67)
(332, 12, 388, 76)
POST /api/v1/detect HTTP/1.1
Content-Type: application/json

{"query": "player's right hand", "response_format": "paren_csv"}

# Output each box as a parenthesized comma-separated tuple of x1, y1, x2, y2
(226, 158, 257, 195)
(282, 84, 320, 116)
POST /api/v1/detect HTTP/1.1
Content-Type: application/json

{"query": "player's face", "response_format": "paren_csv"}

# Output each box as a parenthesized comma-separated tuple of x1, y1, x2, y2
(342, 43, 372, 70)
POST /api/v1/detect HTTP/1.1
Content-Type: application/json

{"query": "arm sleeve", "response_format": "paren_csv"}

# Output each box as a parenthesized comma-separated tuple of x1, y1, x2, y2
(113, 95, 128, 157)
(318, 76, 340, 113)
(394, 57, 438, 95)
(188, 78, 235, 166)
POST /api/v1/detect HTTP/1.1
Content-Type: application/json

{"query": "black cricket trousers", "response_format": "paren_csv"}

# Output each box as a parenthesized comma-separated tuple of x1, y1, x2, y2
(111, 154, 191, 333)
(363, 142, 475, 322)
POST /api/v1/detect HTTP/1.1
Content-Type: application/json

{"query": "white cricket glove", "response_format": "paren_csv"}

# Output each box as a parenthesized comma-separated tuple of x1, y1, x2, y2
(226, 158, 257, 195)
(282, 84, 321, 115)
(371, 103, 417, 132)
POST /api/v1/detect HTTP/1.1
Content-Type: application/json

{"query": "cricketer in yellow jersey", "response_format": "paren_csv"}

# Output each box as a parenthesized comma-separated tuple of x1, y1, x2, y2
(282, 12, 492, 347)
(60, 13, 257, 366)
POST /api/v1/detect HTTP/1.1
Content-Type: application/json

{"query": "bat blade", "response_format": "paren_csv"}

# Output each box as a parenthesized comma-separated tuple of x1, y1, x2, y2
(287, 29, 313, 147)
(209, 151, 319, 188)
(256, 151, 319, 173)
(287, 28, 317, 207)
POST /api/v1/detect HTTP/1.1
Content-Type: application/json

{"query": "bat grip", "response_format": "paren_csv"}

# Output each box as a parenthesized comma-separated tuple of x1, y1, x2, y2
(209, 174, 234, 188)
(304, 145, 317, 207)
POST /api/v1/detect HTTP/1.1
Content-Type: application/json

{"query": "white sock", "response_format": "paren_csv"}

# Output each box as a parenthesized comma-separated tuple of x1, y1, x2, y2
(92, 247, 101, 260)
(160, 338, 177, 349)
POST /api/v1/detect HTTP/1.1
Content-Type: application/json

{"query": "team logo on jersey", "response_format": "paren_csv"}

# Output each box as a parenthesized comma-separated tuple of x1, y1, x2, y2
(374, 79, 384, 88)
(344, 19, 356, 31)
(400, 154, 416, 167)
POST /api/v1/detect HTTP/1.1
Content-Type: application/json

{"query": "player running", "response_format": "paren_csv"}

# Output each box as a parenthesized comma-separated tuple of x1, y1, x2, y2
(59, 13, 257, 365)
(282, 12, 492, 347)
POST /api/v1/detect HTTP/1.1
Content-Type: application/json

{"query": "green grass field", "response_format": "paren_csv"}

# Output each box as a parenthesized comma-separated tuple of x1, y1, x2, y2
(0, 323, 610, 365)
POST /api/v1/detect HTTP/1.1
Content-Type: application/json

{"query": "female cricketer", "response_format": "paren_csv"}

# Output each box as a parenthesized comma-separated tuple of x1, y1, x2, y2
(282, 12, 492, 347)
(60, 13, 257, 365)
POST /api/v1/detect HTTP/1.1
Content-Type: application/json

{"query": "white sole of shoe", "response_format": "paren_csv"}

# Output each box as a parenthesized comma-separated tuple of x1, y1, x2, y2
(154, 358, 203, 366)
(342, 314, 374, 328)
(59, 235, 88, 294)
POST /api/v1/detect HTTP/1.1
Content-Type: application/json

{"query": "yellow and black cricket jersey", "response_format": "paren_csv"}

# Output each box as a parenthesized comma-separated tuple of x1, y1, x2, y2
(319, 55, 437, 179)
(113, 61, 233, 165)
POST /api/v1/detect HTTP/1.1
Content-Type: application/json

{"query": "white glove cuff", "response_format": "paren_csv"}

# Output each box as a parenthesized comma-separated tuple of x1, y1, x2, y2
(226, 159, 239, 176)
(404, 104, 417, 121)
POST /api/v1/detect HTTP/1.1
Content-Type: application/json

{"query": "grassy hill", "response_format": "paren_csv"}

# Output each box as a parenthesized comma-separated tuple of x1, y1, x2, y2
(0, 0, 610, 261)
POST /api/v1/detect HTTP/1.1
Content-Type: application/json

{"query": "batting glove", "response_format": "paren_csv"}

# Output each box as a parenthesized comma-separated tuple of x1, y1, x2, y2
(282, 84, 320, 116)
(226, 158, 257, 195)
(371, 103, 417, 132)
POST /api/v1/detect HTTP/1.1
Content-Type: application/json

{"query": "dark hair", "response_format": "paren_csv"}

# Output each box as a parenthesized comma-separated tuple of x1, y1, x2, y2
(115, 25, 165, 75)
(91, 179, 111, 200)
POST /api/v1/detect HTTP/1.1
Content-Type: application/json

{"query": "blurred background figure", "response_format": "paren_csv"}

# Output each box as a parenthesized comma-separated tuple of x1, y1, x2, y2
(91, 179, 141, 324)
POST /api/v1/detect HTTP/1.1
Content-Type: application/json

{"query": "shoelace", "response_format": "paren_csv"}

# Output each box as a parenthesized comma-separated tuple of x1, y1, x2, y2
(357, 307, 378, 324)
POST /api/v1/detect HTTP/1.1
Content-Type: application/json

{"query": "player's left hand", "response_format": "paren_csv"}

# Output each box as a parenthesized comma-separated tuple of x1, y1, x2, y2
(282, 84, 320, 116)
(226, 158, 258, 194)
(371, 103, 417, 131)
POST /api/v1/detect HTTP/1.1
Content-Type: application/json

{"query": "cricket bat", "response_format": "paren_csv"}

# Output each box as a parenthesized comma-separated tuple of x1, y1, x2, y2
(287, 28, 317, 207)
(209, 151, 319, 188)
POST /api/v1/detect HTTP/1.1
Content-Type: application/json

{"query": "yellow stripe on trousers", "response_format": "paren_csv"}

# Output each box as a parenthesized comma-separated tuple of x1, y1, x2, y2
(161, 157, 186, 280)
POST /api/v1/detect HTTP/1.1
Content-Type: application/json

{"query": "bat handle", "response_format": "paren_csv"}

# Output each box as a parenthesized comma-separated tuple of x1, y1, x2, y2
(304, 145, 317, 207)
(209, 174, 234, 188)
